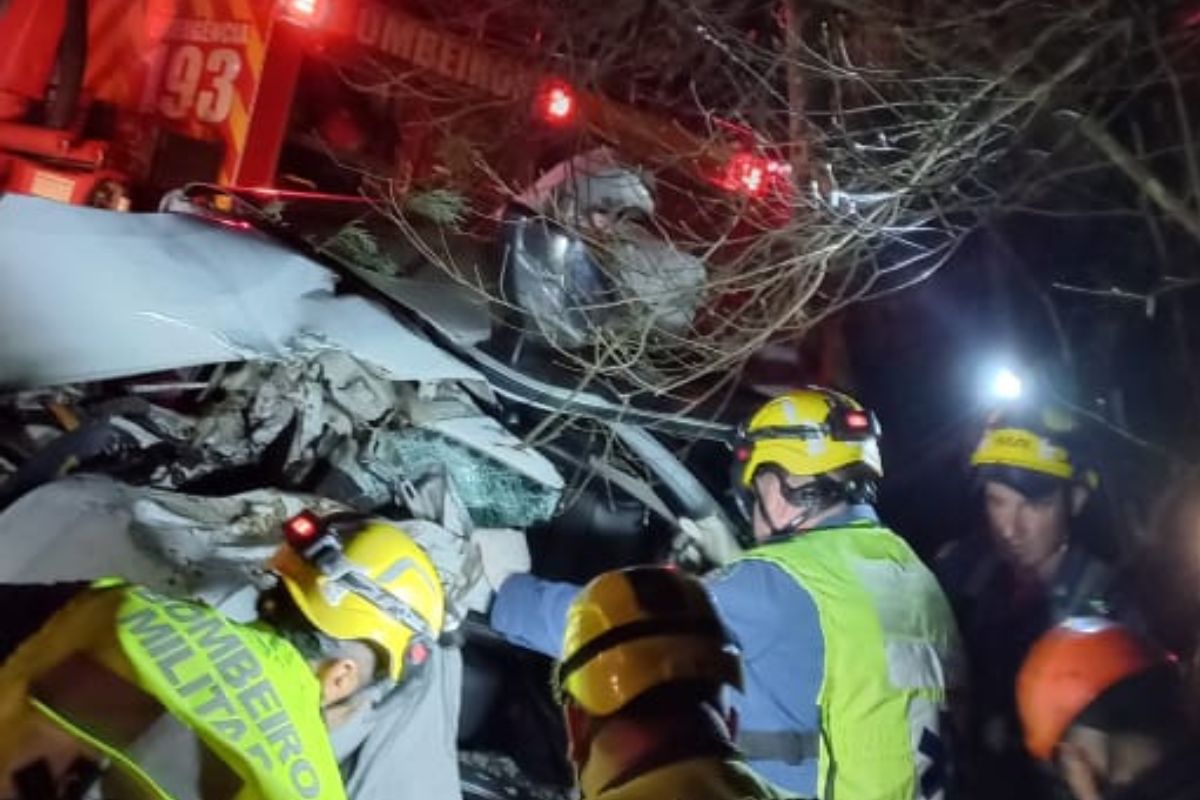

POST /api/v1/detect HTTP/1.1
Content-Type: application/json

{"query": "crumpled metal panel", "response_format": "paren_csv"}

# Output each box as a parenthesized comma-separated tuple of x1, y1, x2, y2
(0, 195, 483, 389)
(0, 475, 346, 610)
(349, 270, 493, 347)
(503, 149, 706, 348)
(605, 221, 706, 335)
(189, 351, 402, 484)
(0, 475, 481, 628)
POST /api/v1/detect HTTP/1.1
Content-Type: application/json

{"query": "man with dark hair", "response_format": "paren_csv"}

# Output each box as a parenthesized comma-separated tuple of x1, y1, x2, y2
(936, 406, 1122, 798)
(1016, 618, 1200, 800)
(555, 565, 802, 799)
(939, 407, 1114, 624)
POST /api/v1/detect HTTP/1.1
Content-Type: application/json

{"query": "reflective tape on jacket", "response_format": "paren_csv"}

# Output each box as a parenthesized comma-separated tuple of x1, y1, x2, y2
(0, 585, 346, 799)
(738, 524, 964, 800)
(112, 586, 346, 800)
(30, 650, 242, 800)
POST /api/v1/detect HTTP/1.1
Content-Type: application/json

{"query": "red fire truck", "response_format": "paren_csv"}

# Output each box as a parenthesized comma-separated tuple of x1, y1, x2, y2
(0, 0, 793, 210)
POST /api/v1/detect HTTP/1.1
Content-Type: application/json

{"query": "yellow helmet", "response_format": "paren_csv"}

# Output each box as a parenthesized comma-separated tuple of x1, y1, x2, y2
(555, 566, 743, 716)
(736, 387, 883, 487)
(970, 406, 1094, 487)
(971, 427, 1074, 480)
(272, 515, 446, 682)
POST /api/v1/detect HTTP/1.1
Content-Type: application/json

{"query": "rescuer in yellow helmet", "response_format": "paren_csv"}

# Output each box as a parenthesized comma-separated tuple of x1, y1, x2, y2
(734, 387, 883, 538)
(965, 406, 1100, 587)
(266, 512, 446, 689)
(486, 386, 963, 800)
(935, 405, 1124, 800)
(0, 512, 445, 800)
(555, 565, 799, 800)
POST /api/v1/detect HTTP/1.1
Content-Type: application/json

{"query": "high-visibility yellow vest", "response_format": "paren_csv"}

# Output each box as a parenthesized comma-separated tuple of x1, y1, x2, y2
(0, 585, 346, 800)
(739, 524, 964, 800)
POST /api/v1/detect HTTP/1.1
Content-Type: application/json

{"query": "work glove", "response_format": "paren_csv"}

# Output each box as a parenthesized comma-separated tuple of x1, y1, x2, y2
(676, 513, 743, 567)
(472, 528, 531, 594)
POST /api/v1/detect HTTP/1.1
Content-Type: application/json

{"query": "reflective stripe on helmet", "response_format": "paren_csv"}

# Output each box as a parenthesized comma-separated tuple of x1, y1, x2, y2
(556, 616, 729, 689)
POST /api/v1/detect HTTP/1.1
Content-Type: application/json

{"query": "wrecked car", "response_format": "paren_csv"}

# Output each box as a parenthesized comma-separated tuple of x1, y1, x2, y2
(0, 188, 744, 800)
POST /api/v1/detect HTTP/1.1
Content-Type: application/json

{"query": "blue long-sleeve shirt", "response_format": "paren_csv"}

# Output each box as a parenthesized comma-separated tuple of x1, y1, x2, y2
(490, 506, 880, 796)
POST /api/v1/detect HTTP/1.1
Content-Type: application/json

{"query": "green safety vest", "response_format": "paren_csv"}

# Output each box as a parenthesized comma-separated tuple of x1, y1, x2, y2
(740, 524, 964, 800)
(22, 585, 346, 800)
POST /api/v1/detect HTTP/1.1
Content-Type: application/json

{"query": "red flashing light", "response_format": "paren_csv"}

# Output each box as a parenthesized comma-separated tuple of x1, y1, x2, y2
(546, 88, 574, 120)
(409, 641, 430, 665)
(283, 0, 329, 26)
(537, 82, 577, 125)
(735, 446, 752, 462)
(284, 511, 322, 548)
(736, 157, 765, 195)
(721, 152, 791, 198)
(845, 411, 870, 430)
(289, 0, 319, 17)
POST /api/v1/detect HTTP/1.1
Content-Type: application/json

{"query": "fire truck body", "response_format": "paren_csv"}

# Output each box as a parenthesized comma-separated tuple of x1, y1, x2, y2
(0, 0, 791, 213)
(0, 0, 308, 205)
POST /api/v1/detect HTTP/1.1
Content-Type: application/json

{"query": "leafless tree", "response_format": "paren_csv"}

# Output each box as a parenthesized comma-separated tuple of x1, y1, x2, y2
(311, 0, 1200, 414)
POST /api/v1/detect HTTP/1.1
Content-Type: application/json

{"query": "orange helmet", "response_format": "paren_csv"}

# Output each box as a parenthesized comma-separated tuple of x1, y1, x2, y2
(1017, 618, 1164, 760)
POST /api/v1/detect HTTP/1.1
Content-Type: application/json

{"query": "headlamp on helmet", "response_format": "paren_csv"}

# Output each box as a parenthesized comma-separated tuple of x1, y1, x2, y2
(276, 511, 443, 681)
(732, 389, 883, 531)
(970, 406, 1098, 492)
(735, 389, 883, 485)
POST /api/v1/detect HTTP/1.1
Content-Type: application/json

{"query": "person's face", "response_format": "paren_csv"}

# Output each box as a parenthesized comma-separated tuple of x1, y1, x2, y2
(983, 480, 1071, 575)
(751, 469, 814, 542)
(1057, 726, 1166, 800)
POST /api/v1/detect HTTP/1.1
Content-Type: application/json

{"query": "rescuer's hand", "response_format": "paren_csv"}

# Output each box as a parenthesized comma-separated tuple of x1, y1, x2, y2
(472, 528, 531, 593)
(677, 514, 744, 567)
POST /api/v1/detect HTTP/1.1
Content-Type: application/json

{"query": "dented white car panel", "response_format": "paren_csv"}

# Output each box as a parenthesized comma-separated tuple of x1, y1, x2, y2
(0, 191, 741, 800)
(0, 195, 482, 389)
